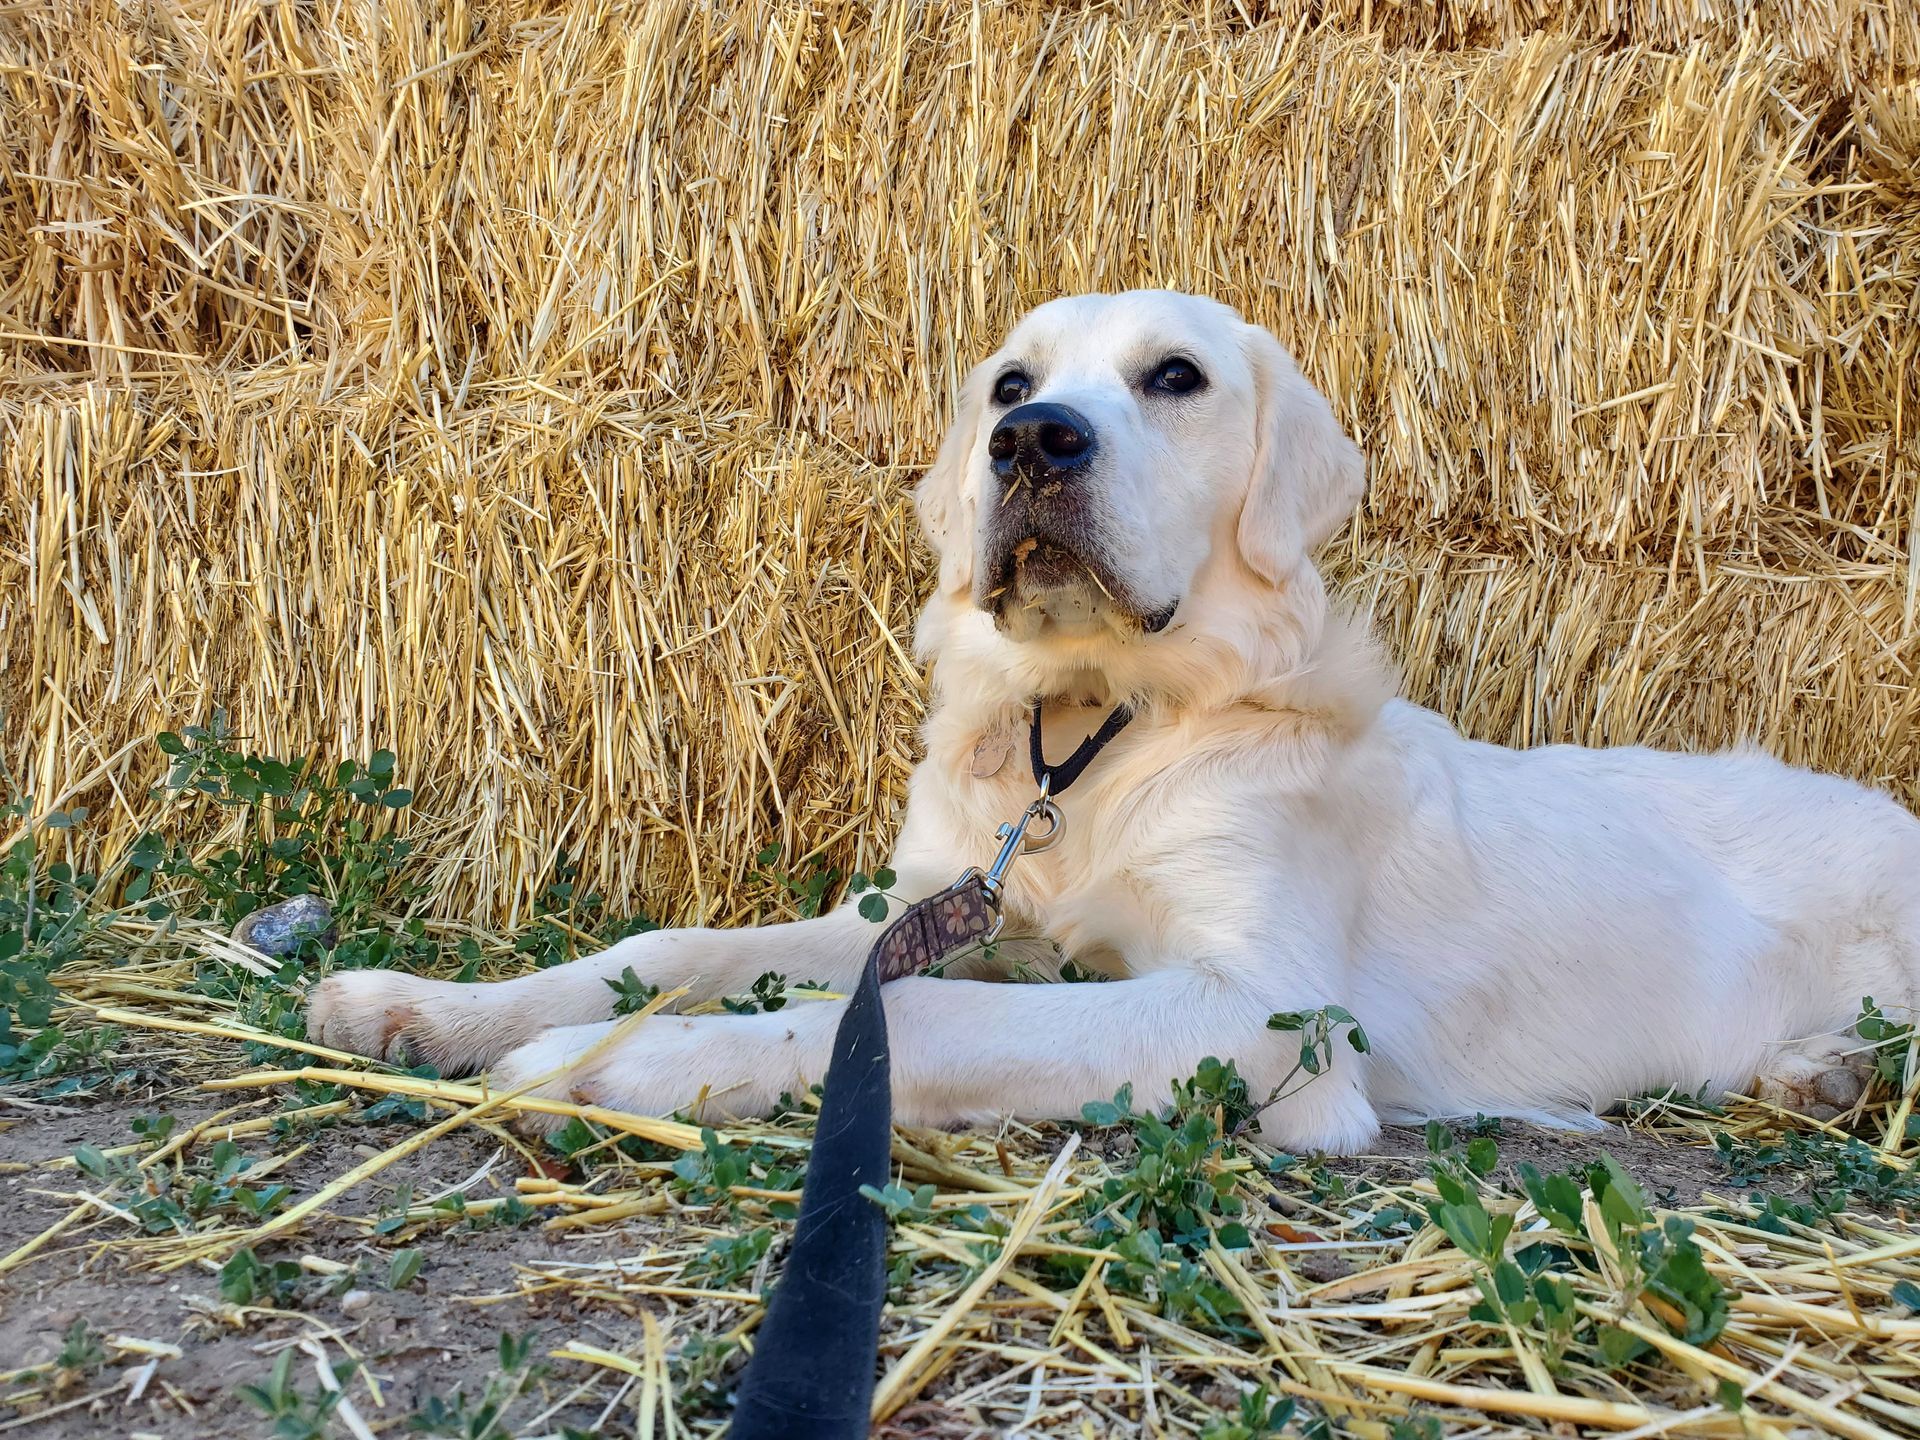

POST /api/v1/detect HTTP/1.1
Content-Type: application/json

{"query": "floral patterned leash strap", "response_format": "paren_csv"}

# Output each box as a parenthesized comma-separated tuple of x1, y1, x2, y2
(730, 786, 1062, 1440)
(876, 780, 1063, 981)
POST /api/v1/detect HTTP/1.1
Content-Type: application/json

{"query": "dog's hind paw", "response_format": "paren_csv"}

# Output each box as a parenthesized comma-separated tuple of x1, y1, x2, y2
(1254, 1075, 1382, 1157)
(1751, 1037, 1876, 1122)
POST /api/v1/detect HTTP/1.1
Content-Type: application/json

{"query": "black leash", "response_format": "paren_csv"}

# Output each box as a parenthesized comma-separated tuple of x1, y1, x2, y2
(731, 702, 1132, 1438)
(1029, 700, 1134, 792)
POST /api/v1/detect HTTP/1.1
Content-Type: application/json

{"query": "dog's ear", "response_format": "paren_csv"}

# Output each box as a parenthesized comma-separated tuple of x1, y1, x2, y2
(1235, 322, 1365, 584)
(915, 359, 992, 593)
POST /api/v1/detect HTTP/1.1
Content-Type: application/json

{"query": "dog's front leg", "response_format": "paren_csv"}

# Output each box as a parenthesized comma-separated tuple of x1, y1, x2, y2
(500, 968, 1380, 1155)
(305, 901, 886, 1075)
(887, 969, 1381, 1153)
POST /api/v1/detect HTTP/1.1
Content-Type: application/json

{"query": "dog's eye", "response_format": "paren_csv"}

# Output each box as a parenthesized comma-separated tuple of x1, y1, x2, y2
(992, 370, 1032, 406)
(1146, 358, 1205, 395)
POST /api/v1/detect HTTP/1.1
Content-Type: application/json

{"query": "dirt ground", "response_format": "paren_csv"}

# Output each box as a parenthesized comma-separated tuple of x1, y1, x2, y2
(0, 1075, 1821, 1439)
(1, 1092, 567, 1437)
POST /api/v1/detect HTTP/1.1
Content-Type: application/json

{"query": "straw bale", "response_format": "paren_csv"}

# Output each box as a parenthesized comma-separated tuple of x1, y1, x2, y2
(1264, 0, 1918, 85)
(3, 0, 1915, 926)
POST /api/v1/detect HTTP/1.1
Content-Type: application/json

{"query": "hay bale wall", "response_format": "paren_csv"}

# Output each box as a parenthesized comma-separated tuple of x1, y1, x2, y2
(3, 0, 1916, 927)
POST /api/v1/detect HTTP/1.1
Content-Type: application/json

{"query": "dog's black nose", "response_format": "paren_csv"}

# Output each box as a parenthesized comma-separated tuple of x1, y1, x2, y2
(989, 402, 1096, 474)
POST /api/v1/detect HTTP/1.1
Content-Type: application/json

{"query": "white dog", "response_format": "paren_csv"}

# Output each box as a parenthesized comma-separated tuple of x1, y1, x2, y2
(308, 290, 1920, 1153)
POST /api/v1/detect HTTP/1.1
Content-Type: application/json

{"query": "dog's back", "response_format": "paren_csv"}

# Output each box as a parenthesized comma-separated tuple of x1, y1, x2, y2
(1352, 699, 1919, 1122)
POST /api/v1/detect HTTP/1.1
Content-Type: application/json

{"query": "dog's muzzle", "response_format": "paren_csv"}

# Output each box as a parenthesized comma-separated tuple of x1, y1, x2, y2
(975, 403, 1176, 636)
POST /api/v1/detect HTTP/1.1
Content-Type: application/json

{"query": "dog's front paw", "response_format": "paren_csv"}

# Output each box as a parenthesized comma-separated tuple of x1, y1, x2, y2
(306, 971, 432, 1062)
(305, 971, 531, 1074)
(489, 1009, 831, 1134)
(485, 1022, 623, 1135)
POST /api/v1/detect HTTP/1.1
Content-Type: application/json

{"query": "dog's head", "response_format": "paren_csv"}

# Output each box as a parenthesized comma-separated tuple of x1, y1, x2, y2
(915, 290, 1366, 703)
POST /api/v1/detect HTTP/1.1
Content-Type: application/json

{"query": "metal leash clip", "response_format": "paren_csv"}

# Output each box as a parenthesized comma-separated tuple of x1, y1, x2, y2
(960, 775, 1065, 941)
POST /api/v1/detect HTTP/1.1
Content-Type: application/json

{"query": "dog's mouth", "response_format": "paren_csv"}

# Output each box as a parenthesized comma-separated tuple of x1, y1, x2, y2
(978, 535, 1177, 639)
(1003, 536, 1089, 592)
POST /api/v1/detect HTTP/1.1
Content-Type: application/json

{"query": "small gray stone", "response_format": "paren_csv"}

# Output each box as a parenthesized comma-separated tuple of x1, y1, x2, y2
(232, 894, 336, 956)
(339, 1289, 374, 1315)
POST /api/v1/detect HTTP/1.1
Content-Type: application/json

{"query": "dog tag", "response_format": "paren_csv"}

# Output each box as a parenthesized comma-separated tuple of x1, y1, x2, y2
(969, 730, 1012, 778)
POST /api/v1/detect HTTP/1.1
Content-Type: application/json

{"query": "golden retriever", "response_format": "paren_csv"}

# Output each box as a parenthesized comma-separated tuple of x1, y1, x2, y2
(307, 290, 1919, 1152)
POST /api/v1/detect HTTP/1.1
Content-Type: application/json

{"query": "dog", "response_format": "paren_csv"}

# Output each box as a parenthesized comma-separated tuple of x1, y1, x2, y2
(307, 289, 1920, 1153)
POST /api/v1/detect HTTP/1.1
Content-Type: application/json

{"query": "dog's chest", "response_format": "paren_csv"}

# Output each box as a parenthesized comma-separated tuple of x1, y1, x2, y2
(932, 718, 1156, 953)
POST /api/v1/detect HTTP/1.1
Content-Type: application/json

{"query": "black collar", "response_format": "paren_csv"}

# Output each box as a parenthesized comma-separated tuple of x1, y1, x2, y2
(1028, 701, 1134, 794)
